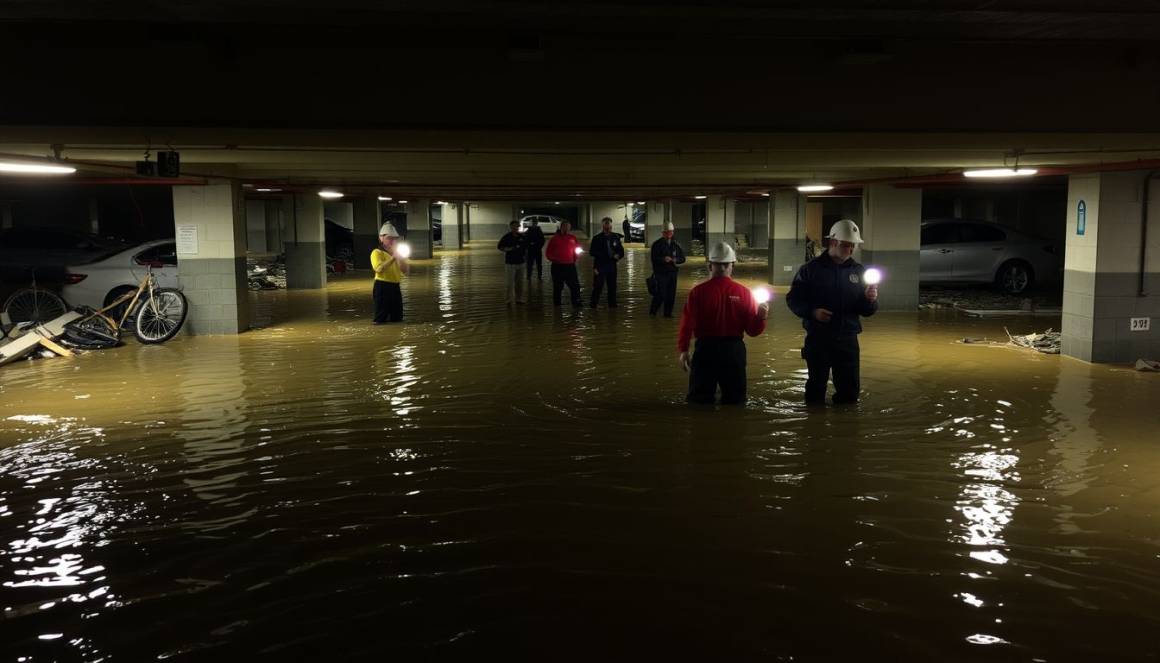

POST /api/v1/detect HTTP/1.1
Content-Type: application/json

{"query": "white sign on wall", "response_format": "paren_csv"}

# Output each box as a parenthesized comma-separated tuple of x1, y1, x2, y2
(1130, 317, 1151, 332)
(176, 225, 199, 255)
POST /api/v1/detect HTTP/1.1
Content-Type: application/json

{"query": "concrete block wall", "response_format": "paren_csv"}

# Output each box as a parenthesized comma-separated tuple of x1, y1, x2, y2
(705, 195, 735, 250)
(285, 194, 326, 288)
(468, 202, 514, 241)
(405, 199, 432, 259)
(770, 191, 806, 286)
(644, 201, 666, 245)
(441, 202, 463, 249)
(173, 183, 250, 335)
(670, 200, 694, 251)
(860, 184, 921, 311)
(352, 197, 380, 268)
(1062, 172, 1160, 363)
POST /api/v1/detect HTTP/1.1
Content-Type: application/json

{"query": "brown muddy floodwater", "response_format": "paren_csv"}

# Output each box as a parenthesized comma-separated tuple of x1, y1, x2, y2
(1, 244, 1159, 661)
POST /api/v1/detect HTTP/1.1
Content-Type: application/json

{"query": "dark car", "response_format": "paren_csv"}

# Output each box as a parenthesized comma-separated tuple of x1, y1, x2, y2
(920, 219, 1061, 293)
(0, 227, 129, 282)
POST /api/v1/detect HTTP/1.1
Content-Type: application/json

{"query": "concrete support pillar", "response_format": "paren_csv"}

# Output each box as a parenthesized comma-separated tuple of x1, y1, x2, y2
(406, 198, 432, 259)
(263, 199, 284, 255)
(2, 202, 14, 229)
(88, 198, 100, 234)
(769, 190, 806, 286)
(644, 201, 666, 244)
(285, 193, 327, 289)
(590, 201, 622, 238)
(172, 183, 250, 335)
(705, 195, 735, 249)
(352, 197, 381, 268)
(670, 200, 694, 250)
(742, 200, 770, 248)
(860, 183, 922, 311)
(440, 201, 464, 249)
(464, 202, 510, 241)
(1062, 172, 1160, 363)
(245, 199, 266, 252)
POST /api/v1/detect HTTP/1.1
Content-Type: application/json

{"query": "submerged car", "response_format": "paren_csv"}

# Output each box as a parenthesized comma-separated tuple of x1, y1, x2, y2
(920, 219, 1060, 293)
(62, 239, 180, 309)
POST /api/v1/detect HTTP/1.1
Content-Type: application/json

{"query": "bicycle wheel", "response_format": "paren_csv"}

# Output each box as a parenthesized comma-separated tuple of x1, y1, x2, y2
(133, 288, 188, 344)
(2, 287, 67, 335)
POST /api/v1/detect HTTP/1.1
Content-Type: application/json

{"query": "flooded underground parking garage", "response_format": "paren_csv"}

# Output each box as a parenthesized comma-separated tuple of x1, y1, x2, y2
(2, 247, 1159, 660)
(4, 2, 1160, 659)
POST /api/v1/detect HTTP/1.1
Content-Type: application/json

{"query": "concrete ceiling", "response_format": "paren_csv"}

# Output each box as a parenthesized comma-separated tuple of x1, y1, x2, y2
(1, 2, 1158, 199)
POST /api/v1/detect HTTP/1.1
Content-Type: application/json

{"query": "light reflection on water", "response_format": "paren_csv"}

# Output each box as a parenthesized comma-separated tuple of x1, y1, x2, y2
(1, 244, 1159, 660)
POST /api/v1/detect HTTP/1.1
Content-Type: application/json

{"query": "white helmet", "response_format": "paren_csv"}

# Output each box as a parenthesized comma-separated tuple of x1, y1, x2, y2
(663, 221, 675, 232)
(707, 242, 737, 263)
(379, 223, 400, 238)
(827, 219, 864, 244)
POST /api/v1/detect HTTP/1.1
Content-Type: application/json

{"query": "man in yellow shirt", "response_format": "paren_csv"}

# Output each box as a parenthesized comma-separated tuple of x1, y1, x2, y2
(370, 222, 409, 323)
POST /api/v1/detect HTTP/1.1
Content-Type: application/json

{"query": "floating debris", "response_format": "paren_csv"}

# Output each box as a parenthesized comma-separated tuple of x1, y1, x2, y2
(1136, 359, 1160, 372)
(1004, 327, 1061, 354)
(247, 256, 287, 290)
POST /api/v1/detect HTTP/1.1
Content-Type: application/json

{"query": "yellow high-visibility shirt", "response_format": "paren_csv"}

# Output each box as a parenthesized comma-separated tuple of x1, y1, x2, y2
(371, 248, 404, 283)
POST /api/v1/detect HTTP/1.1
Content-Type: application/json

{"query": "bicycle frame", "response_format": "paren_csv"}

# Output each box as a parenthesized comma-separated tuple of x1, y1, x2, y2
(79, 268, 159, 330)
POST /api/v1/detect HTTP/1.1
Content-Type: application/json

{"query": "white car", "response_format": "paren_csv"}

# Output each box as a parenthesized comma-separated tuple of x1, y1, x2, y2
(62, 239, 180, 310)
(519, 214, 567, 234)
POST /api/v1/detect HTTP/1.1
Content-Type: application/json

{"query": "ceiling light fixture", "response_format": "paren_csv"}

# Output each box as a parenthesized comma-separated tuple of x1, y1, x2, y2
(378, 196, 393, 201)
(0, 161, 77, 175)
(399, 200, 409, 204)
(256, 188, 282, 193)
(318, 190, 344, 199)
(694, 195, 707, 200)
(797, 184, 834, 193)
(963, 168, 1038, 178)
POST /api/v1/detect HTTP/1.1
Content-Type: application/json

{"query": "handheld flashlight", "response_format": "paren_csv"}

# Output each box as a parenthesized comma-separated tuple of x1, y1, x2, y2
(574, 247, 584, 256)
(396, 243, 412, 259)
(751, 287, 772, 304)
(863, 268, 882, 286)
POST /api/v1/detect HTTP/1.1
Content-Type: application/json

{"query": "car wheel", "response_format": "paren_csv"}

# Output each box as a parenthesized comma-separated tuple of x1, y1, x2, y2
(996, 261, 1034, 294)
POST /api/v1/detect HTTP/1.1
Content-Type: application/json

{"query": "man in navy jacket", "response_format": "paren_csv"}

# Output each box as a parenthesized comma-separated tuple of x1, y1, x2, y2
(786, 219, 879, 405)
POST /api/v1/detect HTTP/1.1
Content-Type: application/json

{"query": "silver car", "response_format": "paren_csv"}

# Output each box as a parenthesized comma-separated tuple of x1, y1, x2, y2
(920, 219, 1061, 293)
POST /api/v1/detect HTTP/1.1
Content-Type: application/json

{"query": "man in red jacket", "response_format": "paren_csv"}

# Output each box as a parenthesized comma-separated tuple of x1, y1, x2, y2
(545, 220, 584, 307)
(677, 242, 769, 405)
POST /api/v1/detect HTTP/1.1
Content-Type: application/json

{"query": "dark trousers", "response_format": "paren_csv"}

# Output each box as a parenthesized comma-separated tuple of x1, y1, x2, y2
(551, 263, 582, 306)
(803, 334, 860, 404)
(373, 280, 404, 323)
(590, 263, 618, 307)
(526, 248, 543, 280)
(649, 271, 678, 316)
(687, 337, 747, 405)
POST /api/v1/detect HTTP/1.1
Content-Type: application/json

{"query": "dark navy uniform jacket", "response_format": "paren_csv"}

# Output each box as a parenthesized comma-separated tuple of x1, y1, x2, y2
(589, 232, 625, 267)
(786, 253, 878, 336)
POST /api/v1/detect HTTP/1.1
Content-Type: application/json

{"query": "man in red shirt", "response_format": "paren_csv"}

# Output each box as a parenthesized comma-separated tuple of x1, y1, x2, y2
(545, 220, 583, 307)
(677, 242, 770, 404)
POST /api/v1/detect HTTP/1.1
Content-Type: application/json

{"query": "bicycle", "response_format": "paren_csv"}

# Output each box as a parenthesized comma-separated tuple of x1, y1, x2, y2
(64, 266, 188, 346)
(1, 270, 68, 340)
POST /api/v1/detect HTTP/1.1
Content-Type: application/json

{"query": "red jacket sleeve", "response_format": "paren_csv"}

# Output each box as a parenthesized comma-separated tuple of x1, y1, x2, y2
(676, 287, 697, 352)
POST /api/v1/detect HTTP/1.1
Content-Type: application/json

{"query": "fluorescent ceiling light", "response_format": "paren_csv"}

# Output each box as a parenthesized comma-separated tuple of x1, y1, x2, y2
(399, 200, 409, 204)
(435, 200, 447, 205)
(0, 161, 77, 175)
(963, 168, 1038, 178)
(761, 192, 771, 197)
(637, 201, 646, 205)
(256, 188, 282, 193)
(694, 195, 707, 200)
(797, 184, 834, 193)
(378, 196, 393, 201)
(318, 190, 344, 199)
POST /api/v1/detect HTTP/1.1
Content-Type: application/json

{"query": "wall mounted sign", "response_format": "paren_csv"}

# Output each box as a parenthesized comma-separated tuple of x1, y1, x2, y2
(1077, 200, 1086, 236)
(176, 225, 199, 255)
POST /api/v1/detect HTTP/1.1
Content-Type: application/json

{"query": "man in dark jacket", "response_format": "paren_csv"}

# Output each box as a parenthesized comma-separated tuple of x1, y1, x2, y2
(524, 218, 545, 282)
(786, 219, 879, 405)
(589, 217, 625, 308)
(649, 220, 686, 317)
(497, 220, 528, 305)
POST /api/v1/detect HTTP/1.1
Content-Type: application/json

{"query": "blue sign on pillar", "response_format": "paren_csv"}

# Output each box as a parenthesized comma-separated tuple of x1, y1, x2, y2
(1077, 200, 1086, 236)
